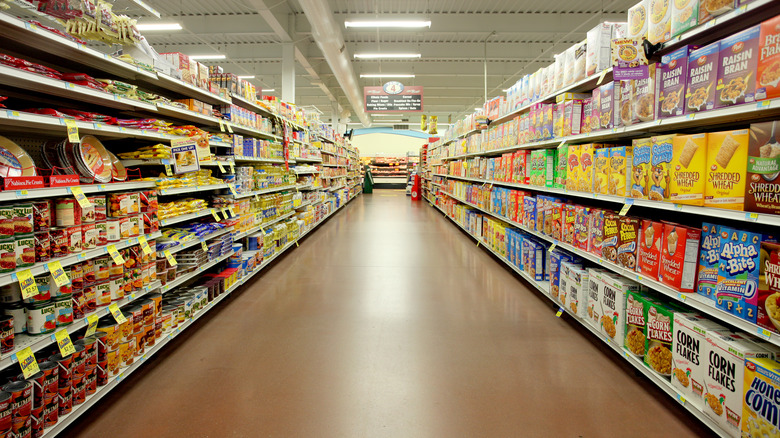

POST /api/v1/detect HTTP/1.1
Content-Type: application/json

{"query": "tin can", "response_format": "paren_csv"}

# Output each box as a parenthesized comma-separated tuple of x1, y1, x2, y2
(38, 362, 57, 404)
(94, 256, 109, 281)
(92, 196, 106, 221)
(131, 215, 143, 237)
(143, 212, 159, 234)
(74, 336, 97, 368)
(106, 348, 120, 377)
(148, 292, 162, 317)
(80, 200, 95, 224)
(71, 344, 85, 380)
(16, 372, 43, 410)
(83, 366, 96, 396)
(56, 384, 71, 416)
(13, 204, 34, 235)
(71, 289, 84, 319)
(108, 277, 123, 301)
(30, 405, 42, 437)
(0, 206, 15, 238)
(0, 238, 15, 273)
(107, 193, 130, 218)
(69, 263, 83, 290)
(0, 283, 21, 303)
(0, 391, 10, 437)
(95, 280, 110, 307)
(81, 259, 94, 284)
(96, 360, 108, 387)
(119, 217, 131, 239)
(127, 192, 140, 215)
(105, 219, 120, 242)
(119, 338, 135, 367)
(2, 380, 32, 423)
(15, 234, 35, 268)
(119, 312, 132, 342)
(81, 223, 96, 250)
(138, 299, 154, 326)
(65, 225, 81, 254)
(42, 397, 57, 428)
(160, 308, 173, 333)
(96, 319, 119, 351)
(48, 354, 72, 391)
(31, 202, 50, 232)
(108, 258, 123, 279)
(48, 228, 68, 258)
(54, 199, 80, 227)
(25, 301, 55, 335)
(52, 296, 72, 327)
(4, 304, 26, 334)
(0, 315, 12, 354)
(128, 306, 143, 334)
(142, 323, 154, 348)
(25, 277, 51, 304)
(94, 220, 107, 246)
(82, 283, 96, 314)
(32, 232, 49, 264)
(133, 330, 145, 356)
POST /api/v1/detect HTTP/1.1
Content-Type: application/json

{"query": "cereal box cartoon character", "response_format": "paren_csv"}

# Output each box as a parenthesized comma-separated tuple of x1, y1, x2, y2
(631, 137, 652, 199)
(716, 227, 761, 323)
(649, 134, 675, 201)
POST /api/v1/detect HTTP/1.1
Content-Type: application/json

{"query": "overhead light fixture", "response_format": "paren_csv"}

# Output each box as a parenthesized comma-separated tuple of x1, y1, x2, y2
(354, 53, 421, 59)
(502, 89, 510, 92)
(238, 75, 255, 79)
(132, 0, 160, 18)
(345, 20, 431, 28)
(373, 114, 401, 116)
(360, 74, 415, 78)
(262, 89, 275, 92)
(474, 108, 483, 111)
(189, 54, 226, 60)
(136, 23, 182, 31)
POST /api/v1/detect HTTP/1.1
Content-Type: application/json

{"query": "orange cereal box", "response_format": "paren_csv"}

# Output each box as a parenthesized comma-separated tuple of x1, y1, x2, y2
(756, 15, 780, 102)
(593, 148, 611, 195)
(705, 129, 749, 211)
(649, 134, 675, 201)
(670, 133, 707, 206)
(631, 137, 653, 199)
(566, 144, 581, 191)
(638, 219, 663, 278)
(609, 146, 634, 196)
(578, 144, 597, 193)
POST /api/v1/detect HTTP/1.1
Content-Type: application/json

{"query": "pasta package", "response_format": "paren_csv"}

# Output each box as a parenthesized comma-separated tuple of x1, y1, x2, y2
(743, 358, 780, 438)
(670, 133, 707, 205)
(757, 241, 780, 336)
(716, 227, 761, 323)
(672, 313, 723, 410)
(746, 120, 780, 215)
(757, 15, 780, 102)
(685, 41, 720, 114)
(716, 25, 759, 109)
(705, 129, 749, 210)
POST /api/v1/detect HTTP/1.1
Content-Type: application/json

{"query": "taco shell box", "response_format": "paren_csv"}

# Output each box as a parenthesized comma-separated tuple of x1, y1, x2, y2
(660, 222, 701, 293)
(685, 41, 720, 114)
(715, 25, 759, 109)
(746, 120, 780, 215)
(716, 227, 761, 323)
(705, 129, 749, 210)
(742, 358, 780, 438)
(671, 313, 723, 410)
(757, 15, 780, 102)
(670, 133, 707, 206)
(648, 0, 673, 45)
(758, 241, 780, 335)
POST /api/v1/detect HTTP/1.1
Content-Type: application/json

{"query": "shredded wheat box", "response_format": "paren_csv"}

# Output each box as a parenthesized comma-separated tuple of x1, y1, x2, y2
(742, 357, 780, 438)
(672, 313, 723, 410)
(746, 120, 780, 215)
(670, 133, 707, 206)
(638, 219, 664, 278)
(758, 241, 780, 336)
(705, 129, 749, 211)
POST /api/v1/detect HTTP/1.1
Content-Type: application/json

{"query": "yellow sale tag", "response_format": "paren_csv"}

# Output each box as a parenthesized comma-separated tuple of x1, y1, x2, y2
(200, 241, 207, 251)
(548, 243, 557, 253)
(109, 303, 127, 324)
(597, 68, 609, 85)
(229, 207, 236, 217)
(228, 163, 235, 173)
(85, 314, 99, 336)
(228, 185, 238, 197)
(46, 260, 70, 287)
(210, 209, 221, 221)
(165, 164, 173, 176)
(217, 162, 225, 173)
(15, 348, 40, 379)
(107, 244, 125, 265)
(54, 329, 76, 357)
(138, 235, 152, 255)
(164, 249, 177, 266)
(226, 123, 233, 133)
(221, 208, 229, 218)
(64, 119, 80, 143)
(17, 269, 39, 300)
(556, 307, 563, 317)
(70, 187, 91, 208)
(619, 203, 632, 216)
(219, 120, 226, 132)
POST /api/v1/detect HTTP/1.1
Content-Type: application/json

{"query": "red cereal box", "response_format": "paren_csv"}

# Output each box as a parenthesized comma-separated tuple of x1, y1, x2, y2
(757, 15, 780, 101)
(563, 204, 578, 245)
(660, 223, 702, 292)
(550, 201, 563, 241)
(602, 212, 620, 264)
(574, 205, 592, 251)
(638, 219, 663, 278)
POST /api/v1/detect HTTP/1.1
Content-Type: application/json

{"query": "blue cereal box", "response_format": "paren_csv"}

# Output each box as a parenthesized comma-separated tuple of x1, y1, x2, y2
(697, 222, 721, 301)
(716, 227, 761, 323)
(550, 250, 576, 300)
(523, 197, 537, 231)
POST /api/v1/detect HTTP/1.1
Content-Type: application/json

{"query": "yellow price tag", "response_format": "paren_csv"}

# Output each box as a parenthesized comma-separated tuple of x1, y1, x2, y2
(54, 329, 76, 357)
(548, 243, 557, 253)
(210, 209, 221, 221)
(138, 235, 152, 255)
(107, 244, 125, 265)
(556, 307, 564, 317)
(108, 303, 127, 324)
(229, 186, 238, 197)
(165, 164, 173, 176)
(228, 163, 235, 173)
(46, 260, 70, 287)
(221, 208, 229, 218)
(219, 120, 226, 132)
(15, 348, 40, 379)
(70, 187, 91, 208)
(85, 314, 99, 336)
(217, 161, 226, 173)
(226, 123, 233, 133)
(16, 269, 39, 300)
(254, 194, 260, 202)
(619, 202, 632, 216)
(597, 68, 609, 85)
(228, 207, 236, 217)
(200, 241, 207, 251)
(164, 249, 177, 266)
(64, 119, 80, 143)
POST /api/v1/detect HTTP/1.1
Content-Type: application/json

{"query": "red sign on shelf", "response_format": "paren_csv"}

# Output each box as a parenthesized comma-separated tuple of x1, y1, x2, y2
(364, 83, 423, 113)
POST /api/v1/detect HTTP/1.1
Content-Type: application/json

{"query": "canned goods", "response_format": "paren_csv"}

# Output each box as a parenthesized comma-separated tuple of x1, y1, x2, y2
(48, 354, 72, 390)
(74, 336, 97, 368)
(108, 259, 123, 280)
(80, 201, 94, 224)
(94, 220, 107, 246)
(96, 360, 108, 387)
(48, 228, 68, 258)
(94, 256, 109, 281)
(82, 259, 95, 284)
(127, 192, 140, 215)
(160, 308, 173, 333)
(106, 348, 120, 377)
(133, 330, 145, 356)
(70, 263, 83, 289)
(30, 405, 42, 437)
(107, 193, 130, 218)
(138, 299, 154, 326)
(0, 283, 21, 303)
(81, 223, 96, 250)
(140, 191, 157, 213)
(57, 385, 71, 416)
(108, 277, 123, 301)
(2, 380, 32, 425)
(54, 199, 80, 227)
(71, 376, 84, 406)
(27, 277, 52, 303)
(83, 366, 96, 396)
(71, 344, 85, 380)
(119, 338, 135, 367)
(92, 196, 106, 221)
(16, 372, 43, 411)
(96, 319, 119, 351)
(128, 215, 142, 237)
(13, 204, 33, 235)
(105, 219, 120, 242)
(0, 206, 14, 238)
(143, 212, 159, 234)
(25, 301, 55, 335)
(0, 391, 10, 437)
(32, 232, 49, 263)
(42, 398, 57, 429)
(82, 283, 96, 314)
(0, 315, 12, 354)
(142, 323, 154, 348)
(15, 234, 35, 268)
(94, 281, 110, 307)
(65, 225, 81, 254)
(38, 362, 57, 403)
(52, 296, 72, 327)
(31, 201, 49, 233)
(0, 238, 15, 273)
(4, 303, 26, 334)
(119, 312, 132, 341)
(128, 306, 143, 333)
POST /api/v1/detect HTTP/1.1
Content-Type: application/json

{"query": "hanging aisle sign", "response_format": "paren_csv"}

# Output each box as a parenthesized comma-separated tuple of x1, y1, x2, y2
(364, 82, 423, 113)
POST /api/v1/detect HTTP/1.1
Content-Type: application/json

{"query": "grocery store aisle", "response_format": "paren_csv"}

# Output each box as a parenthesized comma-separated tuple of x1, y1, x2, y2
(65, 191, 709, 437)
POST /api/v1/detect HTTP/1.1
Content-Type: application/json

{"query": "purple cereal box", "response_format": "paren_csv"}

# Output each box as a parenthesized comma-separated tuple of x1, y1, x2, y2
(684, 41, 720, 114)
(598, 81, 618, 130)
(591, 87, 601, 133)
(657, 45, 697, 119)
(715, 24, 759, 109)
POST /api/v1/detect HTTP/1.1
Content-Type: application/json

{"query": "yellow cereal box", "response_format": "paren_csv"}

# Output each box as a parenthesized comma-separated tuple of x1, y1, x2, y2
(670, 133, 707, 206)
(705, 129, 749, 211)
(631, 137, 653, 199)
(649, 134, 675, 201)
(743, 358, 780, 438)
(566, 144, 581, 191)
(593, 148, 611, 195)
(609, 146, 633, 196)
(578, 144, 599, 193)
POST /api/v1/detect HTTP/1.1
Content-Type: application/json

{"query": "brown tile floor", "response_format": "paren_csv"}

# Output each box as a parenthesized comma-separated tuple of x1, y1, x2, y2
(63, 191, 712, 437)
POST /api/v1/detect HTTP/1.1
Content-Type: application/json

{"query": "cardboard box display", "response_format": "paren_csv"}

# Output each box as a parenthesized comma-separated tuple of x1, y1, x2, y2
(685, 41, 720, 114)
(628, 0, 649, 39)
(648, 0, 673, 44)
(658, 45, 697, 119)
(567, 264, 591, 319)
(562, 204, 578, 245)
(672, 313, 723, 409)
(757, 15, 780, 102)
(638, 219, 664, 278)
(609, 146, 634, 196)
(625, 291, 653, 357)
(594, 148, 611, 195)
(746, 120, 780, 215)
(670, 133, 707, 205)
(566, 144, 581, 191)
(716, 25, 760, 109)
(644, 300, 678, 377)
(758, 241, 780, 335)
(602, 211, 620, 264)
(589, 209, 606, 257)
(716, 227, 761, 323)
(649, 134, 675, 201)
(573, 205, 592, 251)
(593, 270, 636, 345)
(660, 223, 702, 293)
(631, 137, 653, 199)
(705, 129, 749, 210)
(671, 0, 699, 37)
(698, 222, 722, 301)
(617, 216, 641, 270)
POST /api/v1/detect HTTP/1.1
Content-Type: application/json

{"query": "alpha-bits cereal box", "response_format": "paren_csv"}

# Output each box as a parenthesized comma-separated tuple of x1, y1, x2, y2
(638, 219, 663, 278)
(566, 144, 581, 191)
(625, 291, 652, 358)
(671, 0, 699, 37)
(746, 120, 780, 215)
(609, 146, 633, 196)
(589, 209, 606, 257)
(716, 25, 760, 109)
(758, 241, 780, 336)
(648, 0, 672, 45)
(593, 148, 611, 195)
(685, 41, 720, 114)
(756, 15, 780, 102)
(716, 227, 761, 323)
(671, 313, 721, 409)
(593, 271, 636, 346)
(670, 133, 707, 205)
(602, 212, 620, 264)
(631, 137, 652, 199)
(578, 144, 598, 193)
(618, 216, 640, 270)
(649, 134, 675, 201)
(743, 358, 780, 438)
(573, 205, 592, 251)
(660, 223, 702, 293)
(644, 301, 678, 377)
(658, 45, 697, 119)
(628, 0, 649, 39)
(698, 222, 722, 301)
(567, 265, 590, 319)
(705, 129, 750, 211)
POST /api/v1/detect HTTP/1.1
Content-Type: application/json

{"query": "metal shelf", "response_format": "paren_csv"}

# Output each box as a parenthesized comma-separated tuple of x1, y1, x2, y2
(229, 93, 275, 117)
(155, 104, 226, 127)
(158, 183, 228, 196)
(156, 227, 234, 257)
(234, 156, 292, 164)
(0, 181, 156, 202)
(160, 250, 235, 293)
(233, 185, 296, 199)
(159, 209, 213, 226)
(233, 211, 296, 240)
(294, 157, 323, 163)
(155, 73, 231, 106)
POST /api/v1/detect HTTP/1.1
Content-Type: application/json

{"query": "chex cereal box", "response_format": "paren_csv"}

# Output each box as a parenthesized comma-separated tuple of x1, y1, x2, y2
(594, 148, 611, 195)
(594, 271, 635, 346)
(573, 205, 592, 251)
(609, 146, 633, 196)
(648, 0, 672, 45)
(705, 129, 750, 211)
(698, 222, 722, 301)
(602, 211, 620, 264)
(589, 208, 606, 257)
(618, 216, 641, 270)
(644, 300, 678, 377)
(631, 137, 652, 199)
(579, 144, 597, 193)
(567, 144, 581, 191)
(717, 227, 761, 323)
(568, 265, 591, 319)
(716, 25, 760, 109)
(563, 204, 578, 245)
(672, 313, 724, 409)
(743, 357, 780, 438)
(658, 45, 697, 119)
(638, 219, 664, 278)
(649, 134, 675, 201)
(660, 223, 702, 293)
(704, 331, 774, 436)
(685, 41, 720, 114)
(625, 291, 653, 358)
(757, 15, 780, 102)
(550, 250, 577, 301)
(759, 241, 780, 335)
(670, 133, 707, 205)
(746, 120, 780, 215)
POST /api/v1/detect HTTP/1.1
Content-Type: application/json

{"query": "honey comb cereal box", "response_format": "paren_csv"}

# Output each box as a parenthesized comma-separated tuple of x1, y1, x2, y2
(757, 15, 780, 102)
(617, 216, 641, 271)
(625, 291, 652, 358)
(631, 137, 652, 199)
(671, 0, 699, 37)
(758, 241, 780, 335)
(578, 144, 598, 192)
(593, 148, 611, 195)
(716, 25, 760, 109)
(602, 212, 620, 264)
(685, 41, 720, 114)
(660, 223, 702, 293)
(609, 146, 634, 196)
(648, 0, 673, 44)
(562, 204, 578, 246)
(649, 134, 675, 201)
(567, 265, 590, 319)
(628, 0, 649, 39)
(716, 227, 761, 323)
(705, 129, 749, 211)
(566, 144, 581, 191)
(589, 209, 606, 257)
(644, 300, 678, 376)
(638, 219, 663, 278)
(594, 271, 635, 345)
(672, 313, 724, 409)
(743, 357, 780, 438)
(658, 45, 697, 119)
(698, 222, 722, 301)
(670, 133, 707, 205)
(704, 331, 773, 436)
(746, 120, 780, 215)
(573, 205, 592, 251)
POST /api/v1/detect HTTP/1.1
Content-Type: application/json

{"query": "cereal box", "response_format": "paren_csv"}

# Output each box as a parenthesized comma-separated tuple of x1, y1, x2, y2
(579, 144, 598, 192)
(554, 52, 565, 91)
(658, 45, 697, 119)
(555, 144, 568, 188)
(573, 40, 588, 83)
(716, 227, 761, 323)
(758, 241, 780, 335)
(540, 149, 555, 187)
(618, 80, 635, 127)
(550, 201, 563, 240)
(558, 260, 576, 307)
(670, 133, 707, 205)
(648, 0, 673, 44)
(743, 358, 780, 438)
(716, 25, 760, 109)
(638, 219, 663, 278)
(704, 331, 773, 436)
(536, 195, 550, 234)
(625, 291, 652, 358)
(634, 63, 657, 122)
(617, 216, 641, 270)
(563, 45, 577, 87)
(524, 238, 545, 281)
(594, 271, 635, 345)
(550, 250, 577, 301)
(523, 197, 537, 231)
(705, 129, 749, 210)
(746, 120, 780, 215)
(563, 204, 578, 245)
(563, 99, 584, 136)
(698, 222, 722, 301)
(553, 102, 564, 139)
(757, 15, 780, 102)
(685, 41, 720, 114)
(573, 205, 592, 251)
(586, 22, 627, 77)
(602, 212, 620, 264)
(593, 148, 611, 195)
(609, 146, 634, 196)
(598, 82, 618, 130)
(649, 134, 675, 201)
(589, 209, 606, 257)
(672, 313, 723, 409)
(542, 104, 554, 140)
(644, 300, 677, 376)
(582, 98, 593, 134)
(660, 223, 702, 292)
(591, 87, 601, 132)
(585, 268, 603, 330)
(671, 0, 699, 37)
(628, 0, 649, 39)
(566, 144, 581, 191)
(567, 265, 590, 319)
(631, 137, 652, 199)
(699, 0, 734, 25)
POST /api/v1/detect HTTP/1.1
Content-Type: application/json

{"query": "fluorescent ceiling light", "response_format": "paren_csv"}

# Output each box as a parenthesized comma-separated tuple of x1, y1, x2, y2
(373, 120, 403, 122)
(136, 23, 181, 31)
(354, 53, 421, 59)
(360, 74, 415, 78)
(238, 75, 255, 79)
(373, 114, 401, 116)
(345, 20, 431, 28)
(132, 0, 160, 18)
(474, 108, 483, 111)
(502, 89, 509, 92)
(189, 54, 226, 60)
(262, 89, 275, 92)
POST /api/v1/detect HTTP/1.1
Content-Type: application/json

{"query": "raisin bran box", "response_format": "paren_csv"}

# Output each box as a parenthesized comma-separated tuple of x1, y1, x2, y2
(658, 45, 698, 119)
(589, 208, 606, 257)
(742, 358, 780, 438)
(746, 120, 780, 215)
(638, 219, 664, 278)
(672, 313, 724, 409)
(716, 24, 760, 109)
(625, 291, 653, 358)
(631, 137, 652, 199)
(598, 81, 618, 131)
(649, 134, 675, 201)
(698, 222, 722, 301)
(602, 211, 620, 264)
(716, 227, 761, 323)
(660, 222, 702, 293)
(758, 241, 780, 335)
(618, 216, 641, 271)
(670, 133, 708, 206)
(756, 15, 780, 102)
(685, 41, 720, 114)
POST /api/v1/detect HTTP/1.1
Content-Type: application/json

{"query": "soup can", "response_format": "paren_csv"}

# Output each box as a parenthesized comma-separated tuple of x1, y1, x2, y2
(2, 380, 32, 424)
(108, 278, 123, 302)
(119, 338, 135, 367)
(32, 232, 49, 264)
(105, 219, 120, 242)
(47, 354, 72, 390)
(142, 323, 154, 348)
(52, 295, 72, 327)
(83, 365, 96, 396)
(25, 301, 55, 335)
(71, 289, 84, 319)
(94, 220, 107, 247)
(138, 299, 154, 326)
(81, 223, 97, 250)
(133, 331, 145, 356)
(56, 384, 71, 416)
(15, 234, 35, 268)
(65, 225, 81, 254)
(119, 312, 132, 342)
(48, 228, 68, 258)
(92, 196, 106, 221)
(71, 345, 85, 380)
(0, 238, 15, 273)
(31, 201, 50, 232)
(96, 361, 108, 387)
(0, 315, 12, 354)
(54, 199, 80, 227)
(95, 281, 111, 307)
(106, 349, 120, 377)
(70, 376, 85, 407)
(96, 319, 119, 351)
(119, 217, 131, 239)
(3, 303, 26, 334)
(13, 204, 34, 235)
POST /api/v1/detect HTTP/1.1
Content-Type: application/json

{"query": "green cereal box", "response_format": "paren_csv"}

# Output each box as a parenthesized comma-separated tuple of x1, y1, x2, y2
(609, 146, 634, 196)
(631, 137, 652, 199)
(541, 149, 555, 188)
(555, 144, 568, 188)
(625, 291, 653, 357)
(644, 300, 677, 376)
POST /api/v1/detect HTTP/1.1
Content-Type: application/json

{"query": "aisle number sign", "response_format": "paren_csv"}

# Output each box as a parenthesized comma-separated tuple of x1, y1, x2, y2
(54, 329, 76, 357)
(15, 347, 39, 379)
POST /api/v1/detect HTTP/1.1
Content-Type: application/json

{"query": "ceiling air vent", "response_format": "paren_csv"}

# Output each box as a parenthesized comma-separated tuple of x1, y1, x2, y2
(393, 124, 409, 130)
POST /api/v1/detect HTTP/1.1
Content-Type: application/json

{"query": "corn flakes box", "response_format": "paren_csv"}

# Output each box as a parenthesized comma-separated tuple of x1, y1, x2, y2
(638, 219, 663, 278)
(649, 134, 675, 201)
(562, 204, 578, 245)
(589, 208, 606, 257)
(573, 205, 592, 251)
(625, 291, 652, 359)
(550, 250, 577, 300)
(757, 15, 780, 102)
(644, 300, 678, 377)
(758, 241, 780, 336)
(672, 313, 724, 409)
(566, 144, 581, 191)
(649, 0, 672, 44)
(743, 357, 780, 438)
(593, 271, 635, 346)
(593, 148, 611, 195)
(555, 144, 568, 188)
(631, 137, 652, 199)
(746, 120, 780, 215)
(550, 201, 563, 240)
(628, 0, 649, 39)
(671, 0, 699, 37)
(685, 41, 720, 114)
(698, 222, 722, 301)
(705, 129, 749, 210)
(717, 227, 761, 323)
(602, 211, 620, 264)
(716, 24, 759, 109)
(586, 268, 603, 330)
(609, 146, 634, 196)
(670, 133, 707, 205)
(660, 222, 702, 293)
(617, 216, 641, 270)
(567, 265, 590, 319)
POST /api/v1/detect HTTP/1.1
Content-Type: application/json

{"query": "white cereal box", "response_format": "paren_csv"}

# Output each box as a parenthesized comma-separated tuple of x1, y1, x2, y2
(586, 268, 603, 330)
(743, 357, 780, 438)
(566, 264, 590, 319)
(588, 270, 636, 346)
(672, 313, 723, 410)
